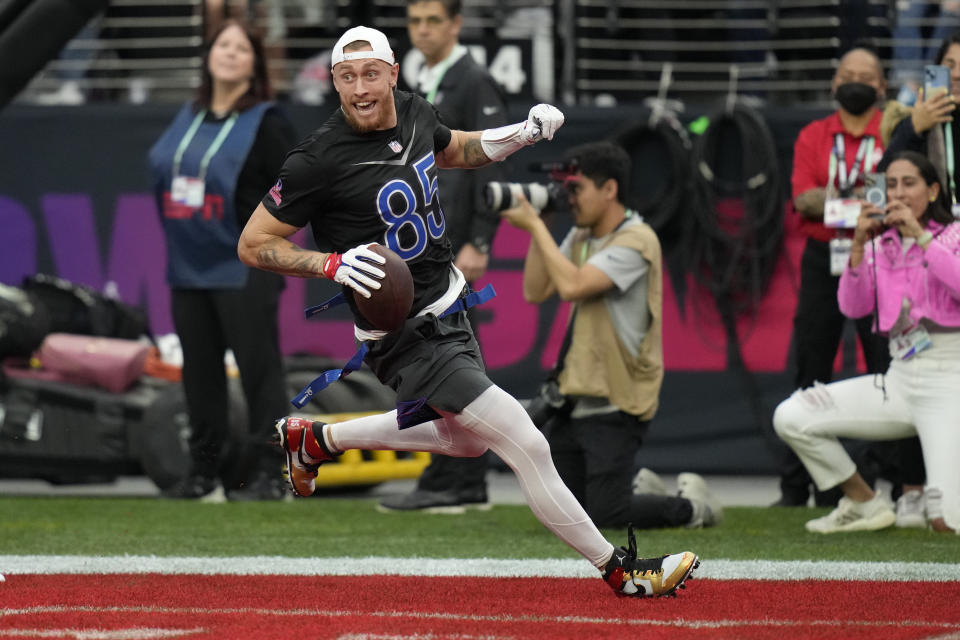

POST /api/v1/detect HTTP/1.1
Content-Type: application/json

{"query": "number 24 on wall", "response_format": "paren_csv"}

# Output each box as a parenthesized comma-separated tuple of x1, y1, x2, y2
(470, 45, 526, 94)
(401, 44, 528, 94)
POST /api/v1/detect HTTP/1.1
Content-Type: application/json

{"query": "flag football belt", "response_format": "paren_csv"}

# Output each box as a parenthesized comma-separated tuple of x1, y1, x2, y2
(291, 284, 496, 430)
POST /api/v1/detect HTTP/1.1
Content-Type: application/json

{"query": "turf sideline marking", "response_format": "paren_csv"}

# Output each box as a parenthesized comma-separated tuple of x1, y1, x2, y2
(2, 606, 960, 631)
(1, 556, 959, 582)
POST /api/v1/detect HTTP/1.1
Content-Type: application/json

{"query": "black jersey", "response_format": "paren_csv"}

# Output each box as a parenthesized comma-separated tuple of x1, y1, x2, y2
(263, 90, 456, 328)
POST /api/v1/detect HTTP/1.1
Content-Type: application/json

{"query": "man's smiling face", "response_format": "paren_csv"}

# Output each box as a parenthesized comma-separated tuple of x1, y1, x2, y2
(332, 43, 400, 133)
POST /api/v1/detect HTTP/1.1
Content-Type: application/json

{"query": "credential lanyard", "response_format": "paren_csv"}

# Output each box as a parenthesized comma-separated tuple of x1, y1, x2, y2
(424, 58, 456, 104)
(172, 110, 239, 180)
(578, 208, 635, 265)
(945, 124, 957, 205)
(829, 134, 874, 195)
(565, 209, 637, 382)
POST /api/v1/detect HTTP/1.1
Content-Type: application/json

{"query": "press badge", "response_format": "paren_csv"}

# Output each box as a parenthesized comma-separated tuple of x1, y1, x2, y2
(171, 175, 205, 208)
(824, 198, 861, 228)
(891, 324, 932, 360)
(829, 237, 852, 275)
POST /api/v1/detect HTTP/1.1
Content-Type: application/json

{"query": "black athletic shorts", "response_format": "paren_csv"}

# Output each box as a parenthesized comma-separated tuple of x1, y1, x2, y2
(364, 309, 493, 414)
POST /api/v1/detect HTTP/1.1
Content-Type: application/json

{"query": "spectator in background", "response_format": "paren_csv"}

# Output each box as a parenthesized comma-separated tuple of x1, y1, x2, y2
(500, 141, 722, 530)
(872, 32, 960, 527)
(32, 20, 101, 105)
(377, 0, 509, 514)
(890, 1, 960, 104)
(148, 20, 296, 501)
(777, 46, 890, 508)
(774, 151, 960, 535)
(881, 32, 960, 205)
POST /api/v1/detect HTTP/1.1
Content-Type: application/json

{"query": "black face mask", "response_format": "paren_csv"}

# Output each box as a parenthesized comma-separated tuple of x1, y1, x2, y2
(835, 82, 878, 115)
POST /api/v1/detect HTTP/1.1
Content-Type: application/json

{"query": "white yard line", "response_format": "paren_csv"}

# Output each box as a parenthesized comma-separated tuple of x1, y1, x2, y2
(1, 556, 959, 582)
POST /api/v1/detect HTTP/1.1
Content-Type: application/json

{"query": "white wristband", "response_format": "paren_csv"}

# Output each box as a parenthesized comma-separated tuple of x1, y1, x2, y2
(480, 122, 531, 162)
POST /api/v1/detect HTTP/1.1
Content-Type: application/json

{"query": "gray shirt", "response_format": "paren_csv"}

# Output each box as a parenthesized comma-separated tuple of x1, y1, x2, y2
(558, 215, 652, 416)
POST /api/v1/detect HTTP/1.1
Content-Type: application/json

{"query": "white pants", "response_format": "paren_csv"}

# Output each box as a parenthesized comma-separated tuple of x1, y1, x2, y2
(325, 384, 616, 568)
(773, 352, 960, 530)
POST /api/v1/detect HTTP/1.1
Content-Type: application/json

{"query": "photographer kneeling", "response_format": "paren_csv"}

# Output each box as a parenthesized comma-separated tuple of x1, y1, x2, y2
(774, 151, 960, 534)
(498, 140, 722, 529)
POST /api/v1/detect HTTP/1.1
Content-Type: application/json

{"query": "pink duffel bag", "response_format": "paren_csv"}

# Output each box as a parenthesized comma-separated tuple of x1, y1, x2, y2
(37, 333, 150, 393)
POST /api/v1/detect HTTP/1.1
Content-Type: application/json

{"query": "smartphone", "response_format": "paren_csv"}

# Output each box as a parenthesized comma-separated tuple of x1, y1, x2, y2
(864, 171, 886, 210)
(924, 64, 951, 99)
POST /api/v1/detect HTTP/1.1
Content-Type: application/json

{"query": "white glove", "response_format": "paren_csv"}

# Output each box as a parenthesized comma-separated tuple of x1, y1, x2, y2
(481, 104, 565, 162)
(520, 104, 565, 142)
(321, 243, 386, 299)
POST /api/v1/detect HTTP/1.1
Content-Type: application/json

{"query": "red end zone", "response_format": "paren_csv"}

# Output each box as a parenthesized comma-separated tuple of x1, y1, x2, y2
(3, 574, 959, 639)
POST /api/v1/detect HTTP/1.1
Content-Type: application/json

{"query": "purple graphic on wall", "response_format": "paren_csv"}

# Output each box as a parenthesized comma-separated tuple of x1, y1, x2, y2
(0, 196, 36, 285)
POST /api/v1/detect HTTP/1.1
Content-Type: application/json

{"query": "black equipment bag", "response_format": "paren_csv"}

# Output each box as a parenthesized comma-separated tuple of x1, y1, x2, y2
(0, 368, 250, 490)
(21, 274, 151, 341)
(0, 283, 50, 359)
(0, 369, 149, 484)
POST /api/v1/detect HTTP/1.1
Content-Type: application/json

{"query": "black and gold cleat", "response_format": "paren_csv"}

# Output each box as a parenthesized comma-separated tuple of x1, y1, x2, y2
(602, 525, 700, 597)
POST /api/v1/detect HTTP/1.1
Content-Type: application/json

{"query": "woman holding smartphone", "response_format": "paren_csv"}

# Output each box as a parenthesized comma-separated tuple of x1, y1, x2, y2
(880, 32, 960, 207)
(774, 151, 960, 535)
(876, 32, 960, 527)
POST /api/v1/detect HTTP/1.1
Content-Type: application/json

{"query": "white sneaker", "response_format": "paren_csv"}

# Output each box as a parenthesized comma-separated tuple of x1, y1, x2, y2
(895, 490, 926, 529)
(805, 495, 895, 533)
(677, 472, 724, 528)
(32, 80, 85, 106)
(199, 483, 227, 504)
(632, 468, 668, 496)
(925, 487, 943, 524)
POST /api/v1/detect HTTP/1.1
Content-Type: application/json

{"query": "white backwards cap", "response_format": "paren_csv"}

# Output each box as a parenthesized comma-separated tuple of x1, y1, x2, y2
(330, 26, 395, 68)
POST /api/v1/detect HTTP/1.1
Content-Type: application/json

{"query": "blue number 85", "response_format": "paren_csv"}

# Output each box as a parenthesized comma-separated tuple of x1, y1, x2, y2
(375, 152, 445, 260)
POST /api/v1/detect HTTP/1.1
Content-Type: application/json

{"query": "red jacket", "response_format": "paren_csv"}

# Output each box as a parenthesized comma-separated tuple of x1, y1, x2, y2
(791, 110, 885, 243)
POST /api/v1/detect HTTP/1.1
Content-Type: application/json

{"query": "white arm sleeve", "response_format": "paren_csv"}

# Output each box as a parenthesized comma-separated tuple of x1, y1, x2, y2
(479, 104, 565, 162)
(480, 122, 533, 162)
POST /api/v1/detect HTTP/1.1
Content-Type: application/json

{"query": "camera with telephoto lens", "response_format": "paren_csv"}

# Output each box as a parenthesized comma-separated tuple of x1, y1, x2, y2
(484, 181, 562, 213)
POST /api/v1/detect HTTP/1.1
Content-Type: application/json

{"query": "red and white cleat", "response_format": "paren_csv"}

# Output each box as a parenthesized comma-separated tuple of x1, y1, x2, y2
(273, 417, 334, 497)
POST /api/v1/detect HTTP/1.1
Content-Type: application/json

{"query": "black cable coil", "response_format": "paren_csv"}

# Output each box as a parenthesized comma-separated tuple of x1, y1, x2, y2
(614, 105, 693, 246)
(686, 102, 784, 319)
(684, 101, 786, 442)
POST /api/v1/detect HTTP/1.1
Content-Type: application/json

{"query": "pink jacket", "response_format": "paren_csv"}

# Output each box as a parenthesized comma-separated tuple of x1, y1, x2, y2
(838, 221, 960, 332)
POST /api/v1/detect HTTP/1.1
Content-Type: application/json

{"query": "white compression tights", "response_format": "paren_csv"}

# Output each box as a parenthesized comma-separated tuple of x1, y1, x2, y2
(324, 384, 616, 568)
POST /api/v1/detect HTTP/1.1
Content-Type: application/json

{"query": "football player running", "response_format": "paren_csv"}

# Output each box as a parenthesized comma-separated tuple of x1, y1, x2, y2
(238, 25, 699, 598)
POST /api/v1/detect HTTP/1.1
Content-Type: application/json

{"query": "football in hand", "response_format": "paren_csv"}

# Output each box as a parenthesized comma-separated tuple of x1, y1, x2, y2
(354, 244, 414, 331)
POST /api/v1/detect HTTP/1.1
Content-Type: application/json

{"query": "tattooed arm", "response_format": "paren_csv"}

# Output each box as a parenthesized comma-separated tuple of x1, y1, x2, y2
(238, 203, 329, 277)
(436, 105, 565, 169)
(435, 130, 494, 169)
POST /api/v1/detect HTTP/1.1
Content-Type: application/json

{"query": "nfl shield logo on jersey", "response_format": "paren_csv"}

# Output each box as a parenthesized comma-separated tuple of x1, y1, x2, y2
(269, 179, 283, 205)
(388, 140, 403, 154)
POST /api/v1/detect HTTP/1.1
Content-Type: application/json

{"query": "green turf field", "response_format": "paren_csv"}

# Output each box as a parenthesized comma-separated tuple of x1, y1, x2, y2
(1, 496, 955, 563)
